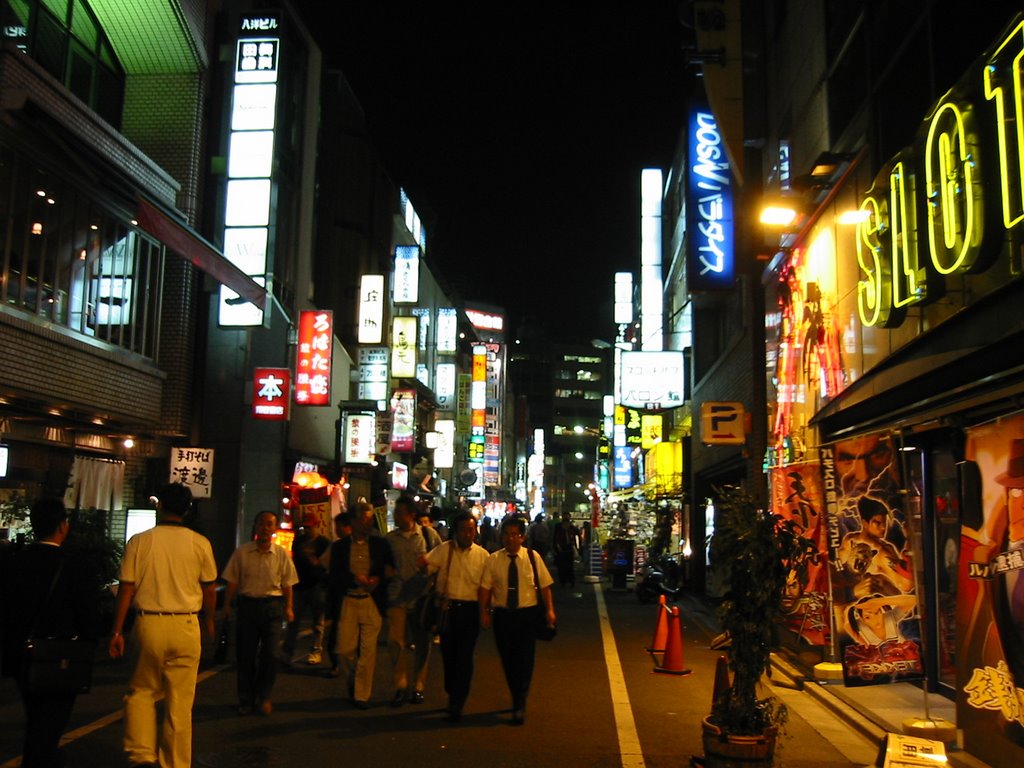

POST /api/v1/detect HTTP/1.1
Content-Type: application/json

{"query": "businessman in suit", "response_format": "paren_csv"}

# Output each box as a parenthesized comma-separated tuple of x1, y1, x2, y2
(0, 498, 100, 768)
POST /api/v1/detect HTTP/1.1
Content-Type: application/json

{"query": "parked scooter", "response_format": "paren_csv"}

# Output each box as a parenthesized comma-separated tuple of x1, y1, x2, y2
(635, 552, 683, 603)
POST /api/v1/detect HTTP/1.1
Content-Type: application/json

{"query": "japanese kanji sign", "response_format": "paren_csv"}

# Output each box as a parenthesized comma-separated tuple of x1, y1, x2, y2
(253, 367, 290, 420)
(169, 448, 215, 499)
(295, 310, 332, 406)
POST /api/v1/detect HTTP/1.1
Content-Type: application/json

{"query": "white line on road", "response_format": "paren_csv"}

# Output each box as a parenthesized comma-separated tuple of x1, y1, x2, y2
(594, 584, 646, 768)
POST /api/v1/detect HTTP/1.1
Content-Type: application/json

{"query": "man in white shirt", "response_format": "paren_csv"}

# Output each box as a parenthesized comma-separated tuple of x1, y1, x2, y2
(480, 515, 556, 725)
(421, 511, 489, 722)
(223, 510, 299, 716)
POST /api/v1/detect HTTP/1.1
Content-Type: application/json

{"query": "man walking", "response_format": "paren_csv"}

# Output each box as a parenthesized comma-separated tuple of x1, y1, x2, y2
(281, 521, 329, 666)
(109, 483, 218, 768)
(327, 501, 393, 708)
(223, 510, 298, 715)
(420, 512, 489, 722)
(480, 516, 556, 725)
(1, 498, 100, 768)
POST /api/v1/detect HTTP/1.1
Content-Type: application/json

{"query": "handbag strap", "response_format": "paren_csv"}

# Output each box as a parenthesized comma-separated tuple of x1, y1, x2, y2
(438, 540, 455, 597)
(526, 547, 543, 604)
(27, 557, 64, 643)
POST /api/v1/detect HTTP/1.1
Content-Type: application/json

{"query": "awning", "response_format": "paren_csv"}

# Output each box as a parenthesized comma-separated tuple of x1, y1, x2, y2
(135, 197, 266, 310)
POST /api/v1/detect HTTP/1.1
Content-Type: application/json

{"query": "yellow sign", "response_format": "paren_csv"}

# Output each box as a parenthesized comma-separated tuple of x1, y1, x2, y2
(641, 414, 662, 449)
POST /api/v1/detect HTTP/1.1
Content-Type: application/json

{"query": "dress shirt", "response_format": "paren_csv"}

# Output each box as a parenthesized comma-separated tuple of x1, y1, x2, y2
(222, 541, 298, 598)
(480, 548, 553, 608)
(425, 540, 489, 601)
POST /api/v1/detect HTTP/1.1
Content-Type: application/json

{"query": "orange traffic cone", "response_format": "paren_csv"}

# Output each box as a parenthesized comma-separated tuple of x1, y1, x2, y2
(711, 654, 731, 708)
(653, 606, 692, 676)
(646, 595, 669, 659)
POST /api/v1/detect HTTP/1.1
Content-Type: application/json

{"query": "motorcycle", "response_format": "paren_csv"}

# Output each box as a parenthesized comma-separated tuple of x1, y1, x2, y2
(635, 553, 683, 603)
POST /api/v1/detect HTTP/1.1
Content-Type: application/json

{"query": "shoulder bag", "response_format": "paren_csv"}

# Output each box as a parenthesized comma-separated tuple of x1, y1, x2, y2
(416, 540, 455, 634)
(23, 560, 97, 695)
(527, 547, 557, 641)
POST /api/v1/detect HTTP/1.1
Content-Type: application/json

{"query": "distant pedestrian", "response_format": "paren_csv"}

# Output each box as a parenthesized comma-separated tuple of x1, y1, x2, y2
(223, 510, 298, 716)
(108, 482, 218, 768)
(479, 516, 500, 552)
(553, 511, 580, 587)
(1, 498, 101, 768)
(327, 501, 394, 708)
(420, 512, 489, 722)
(480, 516, 556, 725)
(525, 512, 550, 561)
(282, 522, 330, 666)
(322, 513, 353, 677)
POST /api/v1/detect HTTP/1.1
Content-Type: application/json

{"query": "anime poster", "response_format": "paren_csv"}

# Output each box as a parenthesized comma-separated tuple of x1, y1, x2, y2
(770, 463, 830, 646)
(821, 434, 924, 687)
(958, 415, 1024, 762)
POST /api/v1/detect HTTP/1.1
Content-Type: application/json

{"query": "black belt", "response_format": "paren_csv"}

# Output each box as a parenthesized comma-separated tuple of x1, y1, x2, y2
(448, 600, 478, 607)
(238, 595, 283, 602)
(137, 610, 200, 615)
(345, 592, 370, 600)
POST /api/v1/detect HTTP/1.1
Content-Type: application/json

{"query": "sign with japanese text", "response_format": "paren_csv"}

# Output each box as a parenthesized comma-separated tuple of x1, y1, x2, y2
(169, 448, 215, 499)
(391, 461, 409, 490)
(619, 351, 685, 409)
(393, 246, 420, 304)
(253, 367, 290, 420)
(390, 389, 416, 453)
(391, 317, 417, 378)
(295, 310, 332, 406)
(436, 307, 458, 353)
(358, 275, 386, 344)
(434, 419, 455, 468)
(342, 413, 376, 464)
(686, 94, 734, 291)
(435, 362, 456, 410)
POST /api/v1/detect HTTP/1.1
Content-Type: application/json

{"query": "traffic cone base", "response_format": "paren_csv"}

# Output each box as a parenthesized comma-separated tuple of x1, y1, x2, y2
(654, 605, 692, 676)
(645, 594, 669, 655)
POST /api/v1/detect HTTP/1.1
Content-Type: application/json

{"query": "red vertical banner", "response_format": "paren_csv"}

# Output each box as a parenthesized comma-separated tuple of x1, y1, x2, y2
(295, 310, 332, 406)
(770, 463, 830, 646)
(253, 367, 290, 420)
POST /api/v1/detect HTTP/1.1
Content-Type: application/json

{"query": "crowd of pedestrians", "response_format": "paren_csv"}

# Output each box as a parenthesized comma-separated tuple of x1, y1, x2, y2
(1, 486, 567, 767)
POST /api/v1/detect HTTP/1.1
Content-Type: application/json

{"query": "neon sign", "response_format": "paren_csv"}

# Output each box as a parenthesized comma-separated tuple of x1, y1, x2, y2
(686, 104, 734, 291)
(856, 17, 1024, 328)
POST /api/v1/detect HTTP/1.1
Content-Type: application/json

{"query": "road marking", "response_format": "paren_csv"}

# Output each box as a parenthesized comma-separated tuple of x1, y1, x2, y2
(594, 584, 646, 768)
(0, 666, 225, 768)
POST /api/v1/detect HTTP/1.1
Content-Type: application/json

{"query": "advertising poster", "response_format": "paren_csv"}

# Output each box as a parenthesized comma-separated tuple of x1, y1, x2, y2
(769, 463, 830, 646)
(958, 414, 1024, 762)
(821, 434, 924, 687)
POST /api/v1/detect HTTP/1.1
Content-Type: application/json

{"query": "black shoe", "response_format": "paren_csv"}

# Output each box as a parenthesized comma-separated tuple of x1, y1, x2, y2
(237, 704, 252, 716)
(352, 699, 370, 710)
(390, 689, 406, 708)
(511, 708, 525, 725)
(409, 690, 425, 704)
(444, 708, 462, 723)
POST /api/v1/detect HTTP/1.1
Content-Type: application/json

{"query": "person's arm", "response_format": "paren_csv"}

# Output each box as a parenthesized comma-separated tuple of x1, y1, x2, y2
(282, 583, 294, 623)
(541, 583, 556, 627)
(201, 581, 217, 640)
(479, 585, 492, 630)
(108, 582, 136, 659)
(224, 581, 238, 621)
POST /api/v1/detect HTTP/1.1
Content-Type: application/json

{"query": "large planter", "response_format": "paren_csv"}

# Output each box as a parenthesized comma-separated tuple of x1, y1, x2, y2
(701, 716, 778, 767)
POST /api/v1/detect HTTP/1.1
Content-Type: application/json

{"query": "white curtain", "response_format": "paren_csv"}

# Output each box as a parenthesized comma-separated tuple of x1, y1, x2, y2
(64, 456, 125, 511)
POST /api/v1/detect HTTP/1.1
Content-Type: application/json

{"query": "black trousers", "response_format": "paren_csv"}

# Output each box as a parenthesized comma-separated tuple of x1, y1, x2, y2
(17, 681, 76, 767)
(439, 600, 480, 712)
(236, 596, 284, 704)
(492, 607, 537, 709)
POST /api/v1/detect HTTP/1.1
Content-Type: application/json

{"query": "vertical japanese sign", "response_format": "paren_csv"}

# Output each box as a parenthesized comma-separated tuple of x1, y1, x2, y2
(295, 310, 332, 406)
(391, 317, 417, 378)
(436, 307, 458, 353)
(686, 95, 734, 291)
(358, 274, 385, 344)
(342, 413, 375, 464)
(769, 462, 830, 646)
(253, 367, 290, 420)
(357, 346, 388, 401)
(393, 245, 420, 304)
(169, 448, 215, 499)
(434, 419, 455, 469)
(821, 434, 922, 687)
(390, 389, 416, 453)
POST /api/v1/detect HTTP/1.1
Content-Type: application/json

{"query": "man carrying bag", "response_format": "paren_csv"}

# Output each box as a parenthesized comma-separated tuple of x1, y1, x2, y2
(1, 498, 101, 768)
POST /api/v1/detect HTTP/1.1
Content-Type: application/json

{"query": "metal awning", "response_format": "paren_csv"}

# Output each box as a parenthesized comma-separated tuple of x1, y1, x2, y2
(135, 197, 266, 310)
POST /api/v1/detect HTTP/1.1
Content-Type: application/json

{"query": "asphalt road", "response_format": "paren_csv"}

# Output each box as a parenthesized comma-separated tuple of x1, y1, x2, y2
(0, 574, 879, 767)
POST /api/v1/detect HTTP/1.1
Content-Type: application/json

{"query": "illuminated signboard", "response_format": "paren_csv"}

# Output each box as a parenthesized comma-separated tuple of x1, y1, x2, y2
(358, 274, 386, 344)
(391, 317, 417, 378)
(391, 461, 409, 490)
(295, 310, 332, 406)
(252, 367, 290, 420)
(219, 13, 280, 326)
(394, 245, 420, 304)
(169, 447, 215, 499)
(855, 16, 1024, 328)
(0, 443, 7, 478)
(343, 412, 376, 464)
(619, 350, 685, 409)
(640, 168, 663, 350)
(466, 308, 504, 332)
(412, 307, 431, 350)
(436, 362, 456, 409)
(434, 419, 455, 468)
(436, 307, 458, 352)
(390, 389, 416, 453)
(357, 346, 388, 402)
(641, 414, 663, 449)
(613, 446, 633, 488)
(686, 100, 735, 291)
(614, 271, 634, 325)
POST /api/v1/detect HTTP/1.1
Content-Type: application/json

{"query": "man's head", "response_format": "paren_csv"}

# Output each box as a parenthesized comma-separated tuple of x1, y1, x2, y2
(452, 511, 477, 549)
(334, 512, 353, 539)
(30, 498, 68, 541)
(415, 509, 434, 529)
(351, 501, 375, 538)
(253, 510, 278, 546)
(156, 482, 192, 519)
(501, 516, 527, 553)
(394, 495, 417, 532)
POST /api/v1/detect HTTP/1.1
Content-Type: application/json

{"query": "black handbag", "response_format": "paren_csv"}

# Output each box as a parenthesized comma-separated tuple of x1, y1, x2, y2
(527, 547, 557, 641)
(22, 562, 97, 695)
(416, 541, 455, 633)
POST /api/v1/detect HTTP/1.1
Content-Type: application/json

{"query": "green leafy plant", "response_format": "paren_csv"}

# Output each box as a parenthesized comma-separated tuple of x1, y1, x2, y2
(708, 484, 816, 735)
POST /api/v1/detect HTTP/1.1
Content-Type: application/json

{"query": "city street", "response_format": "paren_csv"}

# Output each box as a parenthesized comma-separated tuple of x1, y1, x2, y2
(0, 576, 878, 768)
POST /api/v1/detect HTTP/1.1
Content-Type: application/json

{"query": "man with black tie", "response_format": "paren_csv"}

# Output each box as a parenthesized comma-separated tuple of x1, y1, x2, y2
(1, 498, 100, 768)
(479, 515, 556, 725)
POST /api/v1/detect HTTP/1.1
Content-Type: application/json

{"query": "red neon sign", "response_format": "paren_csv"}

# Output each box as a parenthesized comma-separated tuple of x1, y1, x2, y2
(295, 310, 332, 406)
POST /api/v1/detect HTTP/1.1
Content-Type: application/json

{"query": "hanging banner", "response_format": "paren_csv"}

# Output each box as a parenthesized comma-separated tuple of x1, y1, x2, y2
(295, 310, 332, 406)
(821, 434, 923, 687)
(390, 389, 416, 453)
(958, 413, 1024, 762)
(770, 462, 830, 646)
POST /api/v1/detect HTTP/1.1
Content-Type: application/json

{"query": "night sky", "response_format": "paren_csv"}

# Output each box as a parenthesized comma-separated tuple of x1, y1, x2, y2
(302, 1, 695, 342)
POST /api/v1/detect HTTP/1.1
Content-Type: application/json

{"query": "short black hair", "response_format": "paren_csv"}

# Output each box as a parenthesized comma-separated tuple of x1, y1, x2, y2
(157, 482, 193, 518)
(452, 511, 475, 528)
(856, 496, 888, 522)
(395, 495, 418, 515)
(255, 510, 278, 526)
(501, 516, 527, 536)
(30, 498, 67, 539)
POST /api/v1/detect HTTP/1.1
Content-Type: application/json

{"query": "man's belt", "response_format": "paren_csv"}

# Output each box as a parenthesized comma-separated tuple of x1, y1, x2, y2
(345, 592, 371, 599)
(137, 609, 200, 615)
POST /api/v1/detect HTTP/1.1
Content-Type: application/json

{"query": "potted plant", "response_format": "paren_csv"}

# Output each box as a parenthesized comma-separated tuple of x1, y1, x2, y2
(701, 484, 816, 766)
